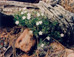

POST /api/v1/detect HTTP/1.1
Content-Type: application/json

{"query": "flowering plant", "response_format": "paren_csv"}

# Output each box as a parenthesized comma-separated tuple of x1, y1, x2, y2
(13, 8, 64, 47)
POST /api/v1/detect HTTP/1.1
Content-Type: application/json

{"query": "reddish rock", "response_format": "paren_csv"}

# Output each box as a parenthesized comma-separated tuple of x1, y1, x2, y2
(15, 28, 36, 53)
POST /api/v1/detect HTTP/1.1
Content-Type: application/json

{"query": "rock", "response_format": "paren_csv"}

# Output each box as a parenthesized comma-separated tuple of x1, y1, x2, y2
(15, 28, 36, 53)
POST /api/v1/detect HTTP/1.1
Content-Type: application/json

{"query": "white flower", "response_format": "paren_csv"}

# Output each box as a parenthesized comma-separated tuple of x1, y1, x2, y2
(39, 21, 42, 24)
(36, 22, 39, 26)
(23, 11, 27, 13)
(15, 21, 19, 25)
(60, 33, 64, 37)
(39, 31, 43, 35)
(36, 21, 42, 26)
(21, 12, 24, 14)
(27, 16, 31, 20)
(41, 13, 44, 16)
(41, 44, 44, 47)
(22, 16, 26, 20)
(37, 13, 40, 17)
(23, 8, 26, 10)
(29, 30, 33, 34)
(27, 13, 31, 16)
(27, 13, 31, 19)
(46, 36, 50, 40)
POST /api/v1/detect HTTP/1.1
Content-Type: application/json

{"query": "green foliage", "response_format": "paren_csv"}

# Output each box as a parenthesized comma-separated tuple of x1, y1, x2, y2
(13, 9, 64, 47)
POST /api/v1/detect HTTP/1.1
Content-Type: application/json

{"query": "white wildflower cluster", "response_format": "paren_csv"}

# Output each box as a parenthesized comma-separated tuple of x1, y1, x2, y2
(36, 21, 43, 26)
(21, 11, 27, 15)
(21, 8, 27, 15)
(21, 12, 31, 20)
(37, 12, 44, 17)
(36, 21, 43, 35)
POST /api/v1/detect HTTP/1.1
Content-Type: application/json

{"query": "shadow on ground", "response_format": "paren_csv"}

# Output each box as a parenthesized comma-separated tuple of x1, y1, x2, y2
(0, 12, 15, 27)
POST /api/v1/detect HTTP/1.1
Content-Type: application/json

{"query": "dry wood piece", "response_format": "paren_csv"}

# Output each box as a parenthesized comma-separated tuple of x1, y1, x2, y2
(60, 0, 74, 13)
(42, 0, 59, 5)
(65, 49, 74, 54)
(49, 42, 74, 57)
(49, 42, 65, 51)
(67, 53, 74, 57)
(15, 28, 36, 53)
(65, 49, 74, 57)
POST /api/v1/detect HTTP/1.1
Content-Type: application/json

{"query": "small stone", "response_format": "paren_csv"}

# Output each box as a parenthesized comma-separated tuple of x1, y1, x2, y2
(15, 29, 36, 53)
